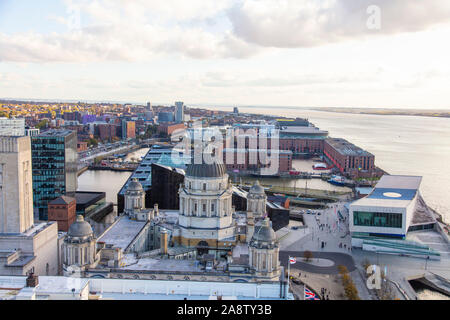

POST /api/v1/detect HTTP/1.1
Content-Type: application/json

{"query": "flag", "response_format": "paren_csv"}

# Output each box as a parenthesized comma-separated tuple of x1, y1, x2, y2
(289, 257, 296, 264)
(304, 287, 320, 300)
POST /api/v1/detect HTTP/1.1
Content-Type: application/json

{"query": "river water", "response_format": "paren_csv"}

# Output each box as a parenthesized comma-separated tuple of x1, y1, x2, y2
(77, 148, 149, 204)
(78, 108, 449, 223)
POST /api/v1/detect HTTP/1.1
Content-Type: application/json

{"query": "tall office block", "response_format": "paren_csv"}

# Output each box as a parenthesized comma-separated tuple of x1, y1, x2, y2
(0, 136, 34, 233)
(31, 129, 78, 220)
(175, 101, 184, 123)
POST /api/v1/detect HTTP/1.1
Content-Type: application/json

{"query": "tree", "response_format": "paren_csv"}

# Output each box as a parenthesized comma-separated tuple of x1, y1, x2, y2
(303, 250, 313, 262)
(337, 265, 360, 300)
(88, 138, 98, 147)
(35, 119, 48, 129)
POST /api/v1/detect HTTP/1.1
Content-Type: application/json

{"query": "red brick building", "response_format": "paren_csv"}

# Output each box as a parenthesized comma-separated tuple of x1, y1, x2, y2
(98, 123, 118, 141)
(324, 138, 375, 178)
(158, 123, 185, 136)
(278, 126, 328, 155)
(48, 196, 76, 232)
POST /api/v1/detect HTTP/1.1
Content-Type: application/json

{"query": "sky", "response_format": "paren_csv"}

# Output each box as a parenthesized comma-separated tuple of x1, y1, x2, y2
(1, 0, 450, 109)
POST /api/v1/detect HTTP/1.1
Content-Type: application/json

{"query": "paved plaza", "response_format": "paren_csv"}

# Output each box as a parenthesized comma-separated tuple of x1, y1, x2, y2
(279, 200, 450, 300)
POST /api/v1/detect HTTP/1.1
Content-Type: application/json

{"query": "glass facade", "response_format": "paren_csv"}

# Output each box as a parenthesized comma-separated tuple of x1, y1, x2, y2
(353, 211, 402, 228)
(32, 130, 77, 220)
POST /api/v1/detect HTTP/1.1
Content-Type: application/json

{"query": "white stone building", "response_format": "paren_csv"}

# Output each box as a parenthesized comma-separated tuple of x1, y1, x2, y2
(0, 136, 58, 276)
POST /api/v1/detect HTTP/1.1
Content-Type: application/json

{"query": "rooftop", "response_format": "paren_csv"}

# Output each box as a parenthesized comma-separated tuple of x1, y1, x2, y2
(98, 216, 147, 251)
(326, 138, 373, 157)
(49, 195, 76, 205)
(374, 175, 422, 190)
(36, 129, 75, 137)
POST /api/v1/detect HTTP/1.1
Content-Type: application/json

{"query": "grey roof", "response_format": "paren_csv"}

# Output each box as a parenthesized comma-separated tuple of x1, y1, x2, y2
(251, 218, 276, 243)
(249, 180, 265, 194)
(375, 175, 422, 190)
(185, 161, 226, 178)
(68, 215, 93, 238)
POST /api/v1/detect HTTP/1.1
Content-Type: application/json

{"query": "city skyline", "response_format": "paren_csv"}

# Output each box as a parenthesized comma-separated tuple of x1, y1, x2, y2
(1, 0, 450, 109)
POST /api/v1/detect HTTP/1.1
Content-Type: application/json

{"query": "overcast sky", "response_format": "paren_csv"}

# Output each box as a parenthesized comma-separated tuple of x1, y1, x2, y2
(1, 0, 450, 109)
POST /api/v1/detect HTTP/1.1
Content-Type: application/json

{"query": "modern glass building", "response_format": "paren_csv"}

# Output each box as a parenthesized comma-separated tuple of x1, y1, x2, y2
(31, 129, 78, 220)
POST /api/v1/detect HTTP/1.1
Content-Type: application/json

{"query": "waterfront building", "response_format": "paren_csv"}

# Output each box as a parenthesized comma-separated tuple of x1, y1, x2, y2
(0, 136, 59, 276)
(276, 118, 309, 127)
(0, 117, 25, 136)
(279, 126, 328, 156)
(350, 175, 440, 258)
(324, 137, 375, 178)
(31, 129, 78, 220)
(176, 160, 236, 249)
(175, 101, 184, 123)
(48, 195, 76, 232)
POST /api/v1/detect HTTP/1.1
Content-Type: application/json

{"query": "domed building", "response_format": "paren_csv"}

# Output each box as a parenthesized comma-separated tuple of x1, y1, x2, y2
(175, 160, 236, 255)
(62, 215, 99, 275)
(124, 178, 145, 216)
(247, 180, 267, 219)
(249, 218, 280, 279)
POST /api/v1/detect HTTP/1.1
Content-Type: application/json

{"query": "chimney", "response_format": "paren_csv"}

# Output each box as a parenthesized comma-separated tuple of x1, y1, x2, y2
(26, 272, 39, 288)
(160, 228, 168, 255)
(153, 203, 159, 217)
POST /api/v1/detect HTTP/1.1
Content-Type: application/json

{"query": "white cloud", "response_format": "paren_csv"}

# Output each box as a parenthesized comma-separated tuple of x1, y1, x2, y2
(228, 0, 450, 48)
(2, 0, 449, 63)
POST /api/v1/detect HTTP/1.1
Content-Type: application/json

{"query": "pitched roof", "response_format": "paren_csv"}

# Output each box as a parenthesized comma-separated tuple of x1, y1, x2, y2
(49, 195, 76, 205)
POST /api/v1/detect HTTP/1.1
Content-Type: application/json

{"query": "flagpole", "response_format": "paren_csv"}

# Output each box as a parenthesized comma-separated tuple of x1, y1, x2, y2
(287, 256, 291, 293)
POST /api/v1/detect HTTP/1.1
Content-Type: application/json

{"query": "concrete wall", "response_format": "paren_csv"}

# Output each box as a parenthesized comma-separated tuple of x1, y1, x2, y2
(0, 136, 34, 234)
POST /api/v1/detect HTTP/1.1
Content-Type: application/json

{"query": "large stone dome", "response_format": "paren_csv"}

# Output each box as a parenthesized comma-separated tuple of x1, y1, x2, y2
(127, 178, 143, 192)
(249, 180, 265, 194)
(68, 215, 93, 238)
(185, 161, 226, 178)
(251, 218, 276, 243)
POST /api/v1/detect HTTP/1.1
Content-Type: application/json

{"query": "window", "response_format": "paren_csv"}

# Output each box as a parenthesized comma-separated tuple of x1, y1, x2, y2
(203, 204, 206, 212)
(211, 203, 215, 212)
(353, 211, 402, 228)
(203, 183, 206, 191)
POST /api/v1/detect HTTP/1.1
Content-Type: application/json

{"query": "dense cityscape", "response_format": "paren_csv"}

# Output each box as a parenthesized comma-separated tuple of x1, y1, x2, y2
(0, 99, 448, 303)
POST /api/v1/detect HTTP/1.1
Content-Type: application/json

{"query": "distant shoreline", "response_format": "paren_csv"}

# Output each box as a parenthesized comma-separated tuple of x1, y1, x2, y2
(310, 107, 450, 119)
